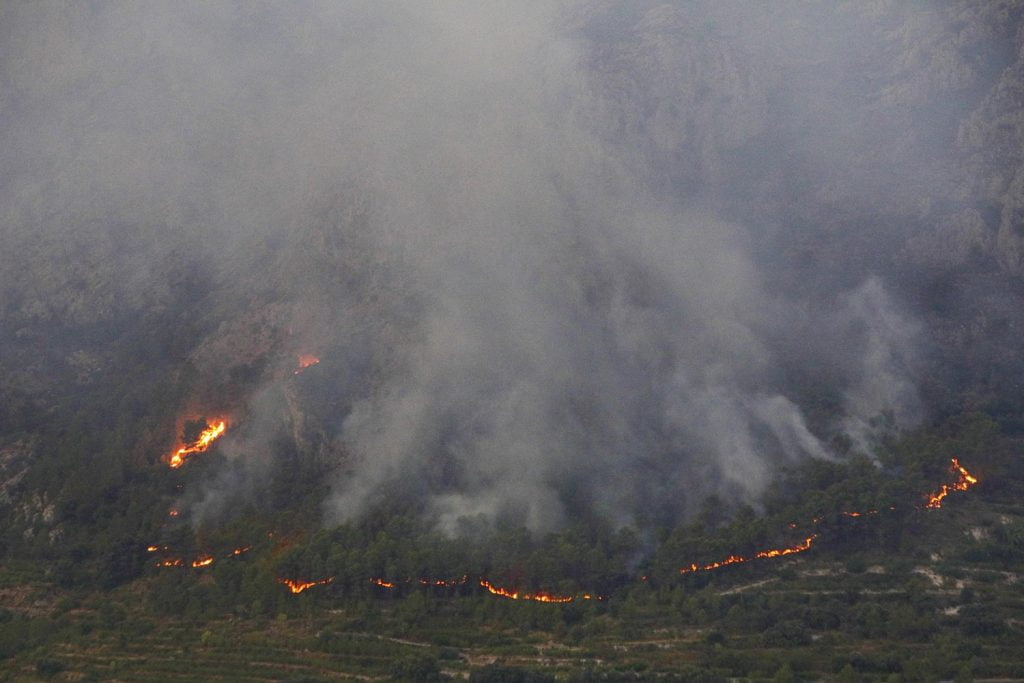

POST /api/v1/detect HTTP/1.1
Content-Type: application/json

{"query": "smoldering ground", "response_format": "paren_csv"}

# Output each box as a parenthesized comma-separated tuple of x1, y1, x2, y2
(5, 1, 973, 534)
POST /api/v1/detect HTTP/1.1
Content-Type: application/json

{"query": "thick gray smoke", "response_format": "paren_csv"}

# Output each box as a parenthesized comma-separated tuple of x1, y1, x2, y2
(5, 1, 972, 533)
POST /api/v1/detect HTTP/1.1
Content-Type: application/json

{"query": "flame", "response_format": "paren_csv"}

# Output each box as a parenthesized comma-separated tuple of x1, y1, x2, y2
(278, 577, 334, 594)
(294, 354, 321, 374)
(369, 575, 595, 602)
(168, 508, 179, 517)
(842, 510, 878, 518)
(191, 555, 214, 568)
(680, 536, 817, 575)
(925, 457, 979, 509)
(168, 420, 228, 468)
(153, 458, 981, 600)
(478, 579, 574, 603)
(678, 458, 979, 576)
(417, 576, 469, 588)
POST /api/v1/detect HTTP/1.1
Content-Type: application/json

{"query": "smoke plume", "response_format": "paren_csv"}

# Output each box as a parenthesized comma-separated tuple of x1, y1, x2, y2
(7, 1, 986, 533)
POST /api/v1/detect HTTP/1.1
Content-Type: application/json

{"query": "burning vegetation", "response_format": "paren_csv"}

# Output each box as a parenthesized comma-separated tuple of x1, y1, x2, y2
(152, 458, 979, 603)
(278, 577, 334, 594)
(191, 555, 214, 568)
(925, 457, 979, 509)
(679, 536, 817, 575)
(365, 575, 600, 603)
(168, 419, 228, 468)
(678, 458, 979, 576)
(479, 579, 575, 603)
(294, 354, 320, 375)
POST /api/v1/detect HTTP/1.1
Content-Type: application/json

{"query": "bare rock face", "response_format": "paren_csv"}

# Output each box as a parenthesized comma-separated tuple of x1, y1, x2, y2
(955, 18, 1024, 272)
(996, 169, 1024, 274)
(587, 1, 1024, 275)
(15, 490, 59, 543)
(0, 441, 31, 507)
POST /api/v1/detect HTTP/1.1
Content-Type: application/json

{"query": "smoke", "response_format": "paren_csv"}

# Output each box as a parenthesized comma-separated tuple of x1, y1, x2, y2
(1, 1, 960, 533)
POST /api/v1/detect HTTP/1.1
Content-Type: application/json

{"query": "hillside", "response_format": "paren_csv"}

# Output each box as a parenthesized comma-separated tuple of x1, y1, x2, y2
(2, 2, 1024, 680)
(1, 459, 1022, 680)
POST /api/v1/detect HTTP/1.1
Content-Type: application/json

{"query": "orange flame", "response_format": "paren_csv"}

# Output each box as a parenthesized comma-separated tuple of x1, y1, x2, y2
(478, 579, 574, 603)
(925, 457, 979, 509)
(294, 354, 321, 375)
(678, 458, 979, 577)
(146, 545, 160, 553)
(680, 536, 817, 575)
(168, 420, 228, 468)
(191, 555, 214, 568)
(230, 546, 251, 556)
(278, 577, 335, 594)
(156, 558, 183, 568)
(371, 578, 396, 589)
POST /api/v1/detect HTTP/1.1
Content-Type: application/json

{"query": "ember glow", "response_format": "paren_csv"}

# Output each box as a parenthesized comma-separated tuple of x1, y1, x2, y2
(842, 510, 877, 518)
(678, 458, 979, 576)
(230, 546, 251, 556)
(156, 558, 183, 568)
(294, 354, 321, 374)
(679, 535, 818, 575)
(168, 419, 228, 468)
(368, 575, 596, 602)
(479, 579, 574, 603)
(418, 576, 469, 588)
(925, 457, 979, 509)
(278, 577, 335, 594)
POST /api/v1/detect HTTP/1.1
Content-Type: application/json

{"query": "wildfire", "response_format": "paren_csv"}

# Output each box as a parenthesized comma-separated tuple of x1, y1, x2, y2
(678, 458, 979, 576)
(294, 354, 321, 375)
(842, 510, 878, 518)
(366, 575, 596, 602)
(191, 555, 214, 568)
(278, 577, 335, 594)
(479, 579, 574, 604)
(925, 457, 979, 509)
(680, 535, 817, 575)
(168, 420, 228, 468)
(418, 576, 469, 588)
(152, 458, 982, 603)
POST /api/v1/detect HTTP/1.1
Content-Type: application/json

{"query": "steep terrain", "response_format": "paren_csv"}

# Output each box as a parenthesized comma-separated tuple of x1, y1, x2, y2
(1, 3, 1024, 679)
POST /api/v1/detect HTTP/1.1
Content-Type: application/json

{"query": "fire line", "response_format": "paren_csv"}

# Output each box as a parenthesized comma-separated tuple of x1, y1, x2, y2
(678, 458, 978, 576)
(924, 457, 978, 509)
(154, 459, 979, 603)
(278, 577, 334, 594)
(168, 420, 228, 469)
